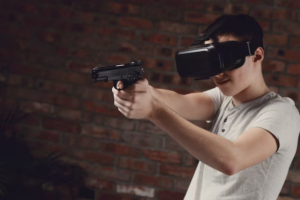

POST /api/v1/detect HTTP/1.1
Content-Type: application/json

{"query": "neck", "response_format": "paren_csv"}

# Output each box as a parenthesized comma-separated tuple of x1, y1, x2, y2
(232, 79, 270, 107)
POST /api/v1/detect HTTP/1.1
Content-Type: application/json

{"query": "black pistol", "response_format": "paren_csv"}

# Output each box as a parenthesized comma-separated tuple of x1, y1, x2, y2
(91, 59, 144, 90)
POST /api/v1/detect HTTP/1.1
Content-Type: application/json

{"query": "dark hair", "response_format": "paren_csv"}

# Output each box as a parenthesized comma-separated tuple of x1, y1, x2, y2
(203, 14, 263, 44)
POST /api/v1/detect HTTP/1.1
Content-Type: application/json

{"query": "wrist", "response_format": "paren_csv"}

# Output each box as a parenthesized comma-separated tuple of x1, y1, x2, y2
(147, 86, 163, 121)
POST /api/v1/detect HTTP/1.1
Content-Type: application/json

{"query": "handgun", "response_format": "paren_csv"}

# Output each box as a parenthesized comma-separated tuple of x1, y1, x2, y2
(91, 59, 144, 90)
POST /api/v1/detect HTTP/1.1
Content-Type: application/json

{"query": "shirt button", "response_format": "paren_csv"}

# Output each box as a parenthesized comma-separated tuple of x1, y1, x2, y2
(224, 118, 227, 122)
(222, 129, 225, 132)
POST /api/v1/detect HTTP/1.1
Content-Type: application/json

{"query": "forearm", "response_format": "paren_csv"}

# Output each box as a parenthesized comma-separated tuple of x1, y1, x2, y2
(150, 86, 189, 117)
(148, 100, 238, 175)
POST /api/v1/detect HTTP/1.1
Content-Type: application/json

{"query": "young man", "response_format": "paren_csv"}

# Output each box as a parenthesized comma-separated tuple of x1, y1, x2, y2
(112, 14, 300, 199)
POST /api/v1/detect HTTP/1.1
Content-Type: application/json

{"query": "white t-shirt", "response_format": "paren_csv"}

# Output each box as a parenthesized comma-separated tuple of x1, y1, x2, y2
(184, 87, 300, 200)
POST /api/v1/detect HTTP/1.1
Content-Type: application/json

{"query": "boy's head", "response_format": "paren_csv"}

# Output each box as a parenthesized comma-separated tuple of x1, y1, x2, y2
(203, 14, 265, 96)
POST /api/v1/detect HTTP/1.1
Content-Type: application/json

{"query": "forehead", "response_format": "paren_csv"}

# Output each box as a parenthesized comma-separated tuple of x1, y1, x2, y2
(204, 35, 239, 45)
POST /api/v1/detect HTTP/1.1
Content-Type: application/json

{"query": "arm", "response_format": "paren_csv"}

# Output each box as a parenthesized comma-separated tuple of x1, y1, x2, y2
(149, 86, 215, 121)
(112, 79, 278, 175)
(148, 100, 278, 175)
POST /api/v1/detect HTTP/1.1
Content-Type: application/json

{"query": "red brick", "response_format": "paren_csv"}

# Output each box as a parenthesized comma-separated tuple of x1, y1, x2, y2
(262, 59, 286, 73)
(183, 0, 205, 10)
(264, 34, 288, 46)
(97, 116, 136, 131)
(184, 154, 197, 166)
(265, 74, 298, 87)
(68, 149, 115, 165)
(43, 117, 81, 134)
(60, 157, 91, 171)
(74, 87, 114, 102)
(118, 17, 153, 29)
(150, 72, 192, 86)
(140, 57, 174, 71)
(39, 130, 60, 142)
(273, 22, 300, 35)
(144, 149, 182, 163)
(144, 7, 182, 21)
(289, 36, 300, 47)
(24, 139, 62, 154)
(108, 54, 131, 64)
(158, 21, 198, 34)
(97, 193, 136, 200)
(288, 64, 300, 75)
(156, 47, 177, 58)
(84, 101, 122, 116)
(6, 87, 42, 101)
(101, 142, 142, 157)
(34, 79, 73, 94)
(207, 3, 249, 14)
(67, 62, 96, 73)
(134, 173, 173, 189)
(184, 11, 219, 24)
(20, 101, 54, 115)
(157, 190, 186, 200)
(257, 20, 270, 32)
(40, 6, 76, 19)
(251, 8, 297, 21)
(267, 48, 300, 62)
(160, 164, 195, 178)
(115, 42, 155, 55)
(116, 184, 154, 197)
(85, 177, 115, 191)
(279, 89, 300, 103)
(38, 30, 62, 43)
(232, 0, 273, 5)
(175, 178, 191, 191)
(138, 121, 166, 135)
(56, 108, 93, 123)
(121, 132, 163, 148)
(43, 93, 82, 109)
(81, 125, 120, 140)
(180, 36, 195, 47)
(16, 125, 39, 140)
(98, 27, 136, 40)
(62, 134, 99, 149)
(20, 113, 41, 126)
(140, 33, 178, 46)
(164, 136, 186, 152)
(293, 185, 300, 197)
(91, 165, 131, 181)
(118, 157, 157, 173)
(276, 0, 300, 9)
(279, 182, 290, 196)
(101, 2, 140, 15)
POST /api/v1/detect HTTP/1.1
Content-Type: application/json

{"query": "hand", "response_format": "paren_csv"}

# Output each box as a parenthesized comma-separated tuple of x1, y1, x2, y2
(112, 78, 157, 119)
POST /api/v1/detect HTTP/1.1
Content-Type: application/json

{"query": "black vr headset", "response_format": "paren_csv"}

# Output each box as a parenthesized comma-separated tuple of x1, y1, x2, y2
(175, 17, 264, 80)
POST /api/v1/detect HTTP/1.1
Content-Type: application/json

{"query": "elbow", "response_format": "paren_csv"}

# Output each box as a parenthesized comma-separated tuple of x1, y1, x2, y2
(221, 158, 239, 176)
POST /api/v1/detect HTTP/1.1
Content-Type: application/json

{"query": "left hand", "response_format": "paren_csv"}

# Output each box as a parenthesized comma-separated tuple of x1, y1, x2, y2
(112, 78, 156, 119)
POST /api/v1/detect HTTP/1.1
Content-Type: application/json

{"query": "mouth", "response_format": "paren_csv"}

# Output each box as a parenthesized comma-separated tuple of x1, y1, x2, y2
(216, 79, 230, 84)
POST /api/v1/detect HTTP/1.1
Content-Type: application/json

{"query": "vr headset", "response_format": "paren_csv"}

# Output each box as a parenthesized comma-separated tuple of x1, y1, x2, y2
(175, 18, 264, 80)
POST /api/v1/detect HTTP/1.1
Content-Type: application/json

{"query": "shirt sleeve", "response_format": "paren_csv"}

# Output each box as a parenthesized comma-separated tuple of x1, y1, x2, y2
(247, 101, 300, 153)
(203, 87, 226, 115)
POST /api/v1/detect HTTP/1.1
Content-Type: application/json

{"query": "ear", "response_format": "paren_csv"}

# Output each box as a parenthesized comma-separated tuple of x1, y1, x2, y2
(253, 47, 264, 64)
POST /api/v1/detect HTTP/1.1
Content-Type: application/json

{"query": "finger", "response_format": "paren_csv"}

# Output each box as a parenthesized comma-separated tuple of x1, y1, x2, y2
(117, 81, 124, 90)
(116, 90, 133, 100)
(118, 107, 130, 118)
(114, 98, 132, 112)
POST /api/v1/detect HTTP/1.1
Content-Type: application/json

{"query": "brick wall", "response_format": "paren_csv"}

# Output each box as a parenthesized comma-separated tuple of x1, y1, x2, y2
(1, 0, 300, 199)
